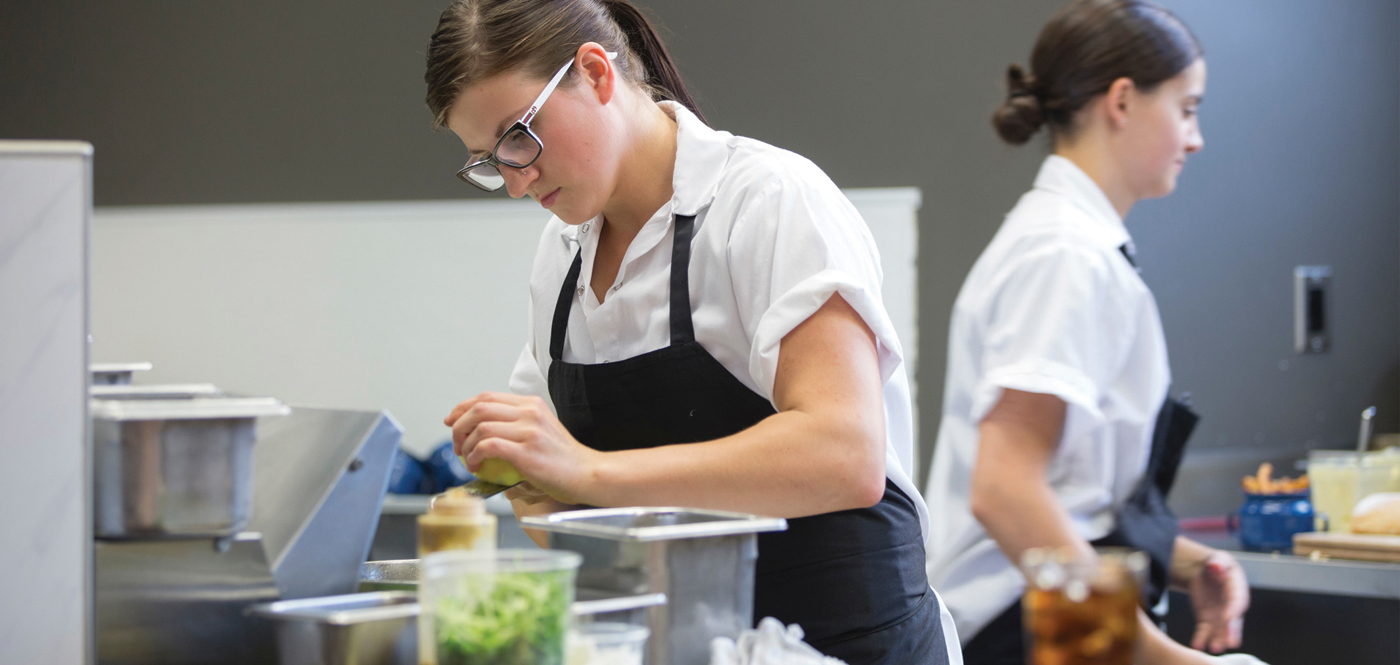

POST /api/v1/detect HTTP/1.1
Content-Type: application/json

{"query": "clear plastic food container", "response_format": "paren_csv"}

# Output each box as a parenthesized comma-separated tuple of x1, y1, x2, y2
(419, 548, 582, 665)
(1307, 450, 1400, 532)
(567, 622, 649, 665)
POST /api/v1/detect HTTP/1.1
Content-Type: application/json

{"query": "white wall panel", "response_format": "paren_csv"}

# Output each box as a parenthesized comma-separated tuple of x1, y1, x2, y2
(91, 189, 919, 457)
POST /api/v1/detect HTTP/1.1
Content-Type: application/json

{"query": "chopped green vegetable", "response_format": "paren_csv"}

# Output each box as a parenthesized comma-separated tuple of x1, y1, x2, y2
(434, 569, 571, 665)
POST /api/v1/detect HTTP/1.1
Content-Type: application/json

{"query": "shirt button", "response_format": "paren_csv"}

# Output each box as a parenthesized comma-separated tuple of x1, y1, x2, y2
(581, 223, 591, 233)
(576, 286, 584, 297)
(611, 284, 620, 292)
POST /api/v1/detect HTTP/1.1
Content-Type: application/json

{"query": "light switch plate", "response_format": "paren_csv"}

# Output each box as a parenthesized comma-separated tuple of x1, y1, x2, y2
(1294, 265, 1331, 354)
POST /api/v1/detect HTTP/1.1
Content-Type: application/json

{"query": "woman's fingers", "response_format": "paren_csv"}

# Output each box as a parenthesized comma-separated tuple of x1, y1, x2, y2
(460, 421, 532, 468)
(450, 401, 524, 455)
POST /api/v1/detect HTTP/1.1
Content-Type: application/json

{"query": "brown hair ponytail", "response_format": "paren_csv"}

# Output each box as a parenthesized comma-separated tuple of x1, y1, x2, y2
(993, 0, 1202, 145)
(598, 0, 705, 123)
(424, 0, 705, 129)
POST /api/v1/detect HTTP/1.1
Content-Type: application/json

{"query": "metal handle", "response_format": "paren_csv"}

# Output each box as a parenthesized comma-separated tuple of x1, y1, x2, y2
(1358, 406, 1377, 452)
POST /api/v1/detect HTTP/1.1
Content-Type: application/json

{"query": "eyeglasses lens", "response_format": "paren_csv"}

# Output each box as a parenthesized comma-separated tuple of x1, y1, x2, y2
(463, 163, 505, 191)
(496, 128, 542, 167)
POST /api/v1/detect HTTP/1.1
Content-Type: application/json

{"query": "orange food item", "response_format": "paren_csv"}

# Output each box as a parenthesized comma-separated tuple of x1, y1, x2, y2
(1241, 462, 1308, 494)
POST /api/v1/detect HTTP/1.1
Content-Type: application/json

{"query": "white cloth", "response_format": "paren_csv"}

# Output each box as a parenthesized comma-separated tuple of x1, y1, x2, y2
(508, 101, 928, 541)
(709, 617, 849, 665)
(1213, 655, 1270, 665)
(923, 155, 1173, 643)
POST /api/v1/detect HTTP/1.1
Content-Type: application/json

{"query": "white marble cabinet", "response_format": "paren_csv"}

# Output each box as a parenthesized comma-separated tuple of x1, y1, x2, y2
(0, 141, 93, 664)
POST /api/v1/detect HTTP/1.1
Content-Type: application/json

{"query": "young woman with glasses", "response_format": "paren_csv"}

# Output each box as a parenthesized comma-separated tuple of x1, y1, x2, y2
(427, 1, 957, 662)
(923, 1, 1263, 664)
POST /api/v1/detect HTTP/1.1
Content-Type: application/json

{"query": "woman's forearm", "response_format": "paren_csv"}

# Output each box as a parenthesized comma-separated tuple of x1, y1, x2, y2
(972, 390, 1094, 564)
(583, 407, 885, 518)
(571, 294, 889, 518)
(1170, 535, 1215, 590)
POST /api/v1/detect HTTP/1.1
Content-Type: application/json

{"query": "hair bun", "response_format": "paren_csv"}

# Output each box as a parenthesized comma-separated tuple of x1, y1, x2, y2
(992, 64, 1044, 145)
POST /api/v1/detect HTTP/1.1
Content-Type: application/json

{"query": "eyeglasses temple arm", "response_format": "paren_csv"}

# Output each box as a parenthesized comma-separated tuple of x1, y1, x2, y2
(521, 51, 618, 125)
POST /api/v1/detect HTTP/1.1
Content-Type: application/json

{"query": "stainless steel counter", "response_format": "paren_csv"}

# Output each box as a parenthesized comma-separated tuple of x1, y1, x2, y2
(1182, 526, 1400, 600)
(1173, 527, 1400, 664)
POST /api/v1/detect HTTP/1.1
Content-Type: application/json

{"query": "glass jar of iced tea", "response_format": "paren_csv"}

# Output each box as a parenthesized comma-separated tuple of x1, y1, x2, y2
(1021, 548, 1147, 665)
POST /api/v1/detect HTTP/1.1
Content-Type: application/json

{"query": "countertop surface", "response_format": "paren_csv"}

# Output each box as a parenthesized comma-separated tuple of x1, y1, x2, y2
(1182, 526, 1400, 600)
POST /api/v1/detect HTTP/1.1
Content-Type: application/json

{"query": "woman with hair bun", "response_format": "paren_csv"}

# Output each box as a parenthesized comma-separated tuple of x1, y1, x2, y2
(924, 1, 1265, 664)
(429, 1, 957, 662)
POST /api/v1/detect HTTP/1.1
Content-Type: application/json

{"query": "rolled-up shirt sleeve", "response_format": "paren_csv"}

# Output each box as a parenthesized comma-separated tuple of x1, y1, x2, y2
(969, 243, 1134, 455)
(725, 164, 906, 406)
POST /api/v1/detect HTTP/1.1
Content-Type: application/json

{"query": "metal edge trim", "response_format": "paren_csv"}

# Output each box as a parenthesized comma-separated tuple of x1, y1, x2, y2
(571, 593, 668, 616)
(0, 140, 95, 156)
(521, 507, 788, 541)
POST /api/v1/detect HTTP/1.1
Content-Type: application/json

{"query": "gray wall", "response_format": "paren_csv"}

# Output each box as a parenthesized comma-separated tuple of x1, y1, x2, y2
(4, 1, 1396, 515)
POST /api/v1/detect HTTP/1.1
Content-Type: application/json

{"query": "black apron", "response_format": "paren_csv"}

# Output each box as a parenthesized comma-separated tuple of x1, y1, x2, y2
(546, 214, 950, 665)
(964, 243, 1199, 664)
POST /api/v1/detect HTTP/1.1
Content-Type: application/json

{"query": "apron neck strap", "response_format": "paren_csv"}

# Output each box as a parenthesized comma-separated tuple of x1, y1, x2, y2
(548, 214, 698, 361)
(668, 215, 697, 345)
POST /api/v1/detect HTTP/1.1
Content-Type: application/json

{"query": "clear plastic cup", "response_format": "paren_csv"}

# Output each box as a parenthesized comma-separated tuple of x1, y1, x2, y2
(419, 548, 582, 665)
(1360, 448, 1400, 498)
(567, 622, 650, 665)
(1020, 548, 1146, 665)
(1309, 450, 1361, 532)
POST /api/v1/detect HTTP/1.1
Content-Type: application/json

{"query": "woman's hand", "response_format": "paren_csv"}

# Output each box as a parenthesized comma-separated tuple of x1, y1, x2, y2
(442, 392, 600, 505)
(1185, 549, 1249, 653)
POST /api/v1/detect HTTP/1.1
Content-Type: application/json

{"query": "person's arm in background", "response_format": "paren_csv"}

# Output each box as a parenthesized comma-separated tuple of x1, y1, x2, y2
(1172, 535, 1250, 652)
(972, 388, 1218, 665)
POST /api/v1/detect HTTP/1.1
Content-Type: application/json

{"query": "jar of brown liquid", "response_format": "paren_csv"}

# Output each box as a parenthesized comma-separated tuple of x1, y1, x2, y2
(417, 487, 496, 556)
(1021, 548, 1146, 665)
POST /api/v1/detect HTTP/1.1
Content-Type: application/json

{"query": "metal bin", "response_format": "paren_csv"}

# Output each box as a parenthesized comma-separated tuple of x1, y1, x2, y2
(92, 396, 289, 538)
(523, 507, 787, 665)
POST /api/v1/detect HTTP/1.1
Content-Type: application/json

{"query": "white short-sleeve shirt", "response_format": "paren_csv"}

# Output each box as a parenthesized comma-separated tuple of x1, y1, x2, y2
(923, 155, 1172, 643)
(507, 101, 930, 536)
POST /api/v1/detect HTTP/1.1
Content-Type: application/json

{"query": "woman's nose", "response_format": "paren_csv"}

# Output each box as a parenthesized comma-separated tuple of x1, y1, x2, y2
(1186, 124, 1204, 154)
(502, 165, 538, 199)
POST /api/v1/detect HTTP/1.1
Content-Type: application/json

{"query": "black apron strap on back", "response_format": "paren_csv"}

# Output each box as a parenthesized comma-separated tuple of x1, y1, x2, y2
(549, 250, 584, 361)
(1149, 395, 1198, 495)
(669, 215, 697, 345)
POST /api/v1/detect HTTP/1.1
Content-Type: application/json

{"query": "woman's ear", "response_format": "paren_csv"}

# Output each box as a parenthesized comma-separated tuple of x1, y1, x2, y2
(1104, 76, 1135, 129)
(576, 42, 616, 105)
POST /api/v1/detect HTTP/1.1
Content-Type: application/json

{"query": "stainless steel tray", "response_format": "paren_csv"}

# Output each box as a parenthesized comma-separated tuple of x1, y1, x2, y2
(521, 506, 788, 541)
(92, 396, 289, 420)
(247, 592, 418, 665)
(91, 362, 152, 385)
(90, 383, 222, 400)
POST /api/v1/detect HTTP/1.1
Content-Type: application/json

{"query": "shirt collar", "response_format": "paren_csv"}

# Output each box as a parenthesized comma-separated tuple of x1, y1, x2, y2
(559, 101, 730, 244)
(1032, 155, 1132, 248)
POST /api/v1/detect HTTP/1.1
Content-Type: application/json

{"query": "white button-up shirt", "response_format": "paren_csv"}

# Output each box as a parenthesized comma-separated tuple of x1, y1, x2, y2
(510, 103, 961, 659)
(923, 155, 1172, 643)
(509, 102, 930, 530)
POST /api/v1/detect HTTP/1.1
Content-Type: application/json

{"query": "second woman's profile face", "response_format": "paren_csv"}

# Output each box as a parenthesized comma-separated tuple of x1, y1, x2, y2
(445, 59, 621, 225)
(1121, 58, 1208, 201)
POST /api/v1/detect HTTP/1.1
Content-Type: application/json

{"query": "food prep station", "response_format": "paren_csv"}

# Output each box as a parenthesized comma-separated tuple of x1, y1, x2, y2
(85, 368, 789, 665)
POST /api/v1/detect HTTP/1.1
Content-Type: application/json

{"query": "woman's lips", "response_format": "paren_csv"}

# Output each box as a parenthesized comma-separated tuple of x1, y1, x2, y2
(540, 188, 560, 209)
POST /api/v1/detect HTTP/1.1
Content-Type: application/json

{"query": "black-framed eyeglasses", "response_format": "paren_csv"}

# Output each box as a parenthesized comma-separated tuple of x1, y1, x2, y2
(456, 51, 617, 192)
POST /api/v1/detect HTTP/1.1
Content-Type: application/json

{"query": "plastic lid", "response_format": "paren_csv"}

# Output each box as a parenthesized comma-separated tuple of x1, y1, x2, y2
(91, 396, 290, 421)
(429, 487, 487, 517)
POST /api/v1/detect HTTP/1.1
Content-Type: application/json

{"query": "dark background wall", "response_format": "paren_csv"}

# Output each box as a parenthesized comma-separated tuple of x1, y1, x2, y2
(4, 0, 1396, 516)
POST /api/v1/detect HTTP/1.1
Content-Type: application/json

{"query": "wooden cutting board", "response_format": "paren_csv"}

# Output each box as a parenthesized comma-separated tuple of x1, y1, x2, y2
(1293, 532, 1400, 563)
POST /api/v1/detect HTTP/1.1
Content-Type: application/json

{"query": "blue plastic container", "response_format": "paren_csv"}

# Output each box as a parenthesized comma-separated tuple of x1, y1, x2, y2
(1228, 491, 1314, 553)
(422, 441, 473, 493)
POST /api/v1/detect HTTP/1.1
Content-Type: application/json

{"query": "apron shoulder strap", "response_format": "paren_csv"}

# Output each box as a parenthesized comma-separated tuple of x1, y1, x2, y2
(549, 250, 584, 361)
(669, 215, 697, 345)
(548, 214, 699, 361)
